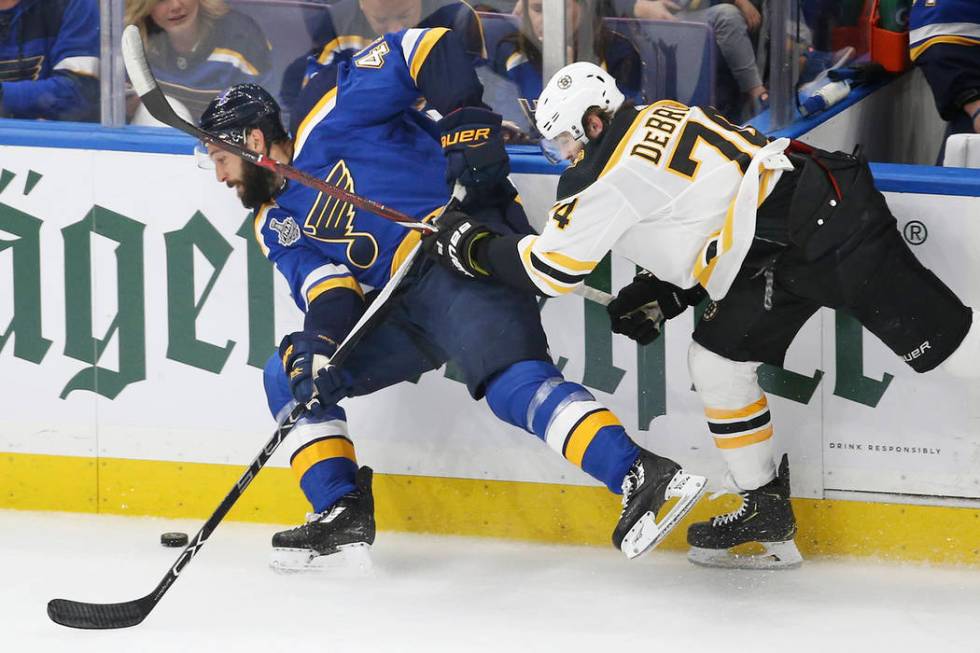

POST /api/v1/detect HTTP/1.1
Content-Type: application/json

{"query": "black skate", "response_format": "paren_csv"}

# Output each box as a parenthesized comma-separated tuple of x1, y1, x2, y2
(270, 466, 376, 574)
(613, 449, 707, 559)
(686, 454, 802, 570)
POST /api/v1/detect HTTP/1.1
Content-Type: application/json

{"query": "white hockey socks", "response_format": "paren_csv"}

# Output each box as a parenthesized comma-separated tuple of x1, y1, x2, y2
(688, 342, 776, 490)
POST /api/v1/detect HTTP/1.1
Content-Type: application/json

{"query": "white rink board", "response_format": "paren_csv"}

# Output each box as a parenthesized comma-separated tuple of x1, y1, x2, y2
(0, 147, 978, 502)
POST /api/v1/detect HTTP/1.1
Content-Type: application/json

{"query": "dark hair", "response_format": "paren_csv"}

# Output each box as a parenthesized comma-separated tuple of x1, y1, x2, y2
(581, 104, 617, 135)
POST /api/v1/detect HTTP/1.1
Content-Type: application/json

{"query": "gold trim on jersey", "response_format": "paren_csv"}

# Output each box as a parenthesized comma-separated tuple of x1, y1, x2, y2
(294, 86, 339, 158)
(390, 207, 440, 278)
(460, 0, 489, 59)
(316, 35, 372, 65)
(598, 108, 651, 178)
(306, 275, 364, 305)
(208, 48, 259, 75)
(408, 27, 450, 84)
(910, 35, 980, 60)
(506, 50, 528, 71)
(253, 204, 272, 257)
(391, 231, 421, 277)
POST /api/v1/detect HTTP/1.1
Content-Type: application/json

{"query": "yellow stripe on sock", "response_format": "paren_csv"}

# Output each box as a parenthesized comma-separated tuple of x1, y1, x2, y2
(290, 437, 356, 481)
(563, 410, 621, 467)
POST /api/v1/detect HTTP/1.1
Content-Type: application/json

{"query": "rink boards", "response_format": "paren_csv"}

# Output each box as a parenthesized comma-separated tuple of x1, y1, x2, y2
(0, 137, 979, 564)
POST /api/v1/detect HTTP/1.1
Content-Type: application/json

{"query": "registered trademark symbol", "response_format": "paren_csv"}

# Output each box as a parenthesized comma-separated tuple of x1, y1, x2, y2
(903, 220, 927, 245)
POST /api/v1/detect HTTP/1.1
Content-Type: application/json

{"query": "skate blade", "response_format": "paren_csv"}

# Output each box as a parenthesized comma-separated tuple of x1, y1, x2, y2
(621, 471, 707, 560)
(687, 539, 803, 570)
(270, 542, 374, 576)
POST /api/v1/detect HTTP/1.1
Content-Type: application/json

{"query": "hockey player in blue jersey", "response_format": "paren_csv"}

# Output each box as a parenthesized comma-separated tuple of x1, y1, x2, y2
(0, 0, 99, 121)
(199, 27, 706, 571)
(909, 0, 980, 160)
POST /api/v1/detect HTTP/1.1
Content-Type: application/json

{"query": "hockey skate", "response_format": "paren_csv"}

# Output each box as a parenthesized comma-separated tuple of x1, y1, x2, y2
(687, 454, 802, 570)
(613, 449, 707, 559)
(270, 466, 376, 574)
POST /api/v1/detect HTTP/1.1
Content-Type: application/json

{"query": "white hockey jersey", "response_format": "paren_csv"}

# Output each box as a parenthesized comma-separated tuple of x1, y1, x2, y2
(519, 101, 793, 300)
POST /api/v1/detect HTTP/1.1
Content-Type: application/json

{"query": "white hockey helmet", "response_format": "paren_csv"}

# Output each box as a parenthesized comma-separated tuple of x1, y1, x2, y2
(535, 61, 626, 143)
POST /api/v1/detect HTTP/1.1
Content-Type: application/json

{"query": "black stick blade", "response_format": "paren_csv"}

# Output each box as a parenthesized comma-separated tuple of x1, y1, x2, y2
(47, 597, 151, 630)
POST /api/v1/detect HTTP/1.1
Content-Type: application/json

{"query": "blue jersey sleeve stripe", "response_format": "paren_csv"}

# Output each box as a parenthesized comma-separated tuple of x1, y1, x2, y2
(300, 263, 356, 305)
(407, 27, 450, 84)
(307, 276, 364, 306)
(400, 28, 426, 69)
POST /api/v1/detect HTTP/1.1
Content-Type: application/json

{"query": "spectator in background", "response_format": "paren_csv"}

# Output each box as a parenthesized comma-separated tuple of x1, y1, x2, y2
(281, 0, 486, 115)
(0, 0, 99, 122)
(493, 0, 642, 131)
(909, 0, 980, 161)
(613, 0, 767, 119)
(125, 0, 272, 122)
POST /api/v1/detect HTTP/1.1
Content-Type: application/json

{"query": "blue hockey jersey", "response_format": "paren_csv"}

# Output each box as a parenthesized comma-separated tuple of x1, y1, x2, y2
(910, 0, 980, 60)
(254, 27, 487, 343)
(910, 0, 980, 120)
(0, 0, 99, 121)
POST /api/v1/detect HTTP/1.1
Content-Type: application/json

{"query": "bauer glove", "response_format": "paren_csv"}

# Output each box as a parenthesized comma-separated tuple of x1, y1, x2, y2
(421, 210, 496, 279)
(279, 331, 339, 403)
(439, 107, 510, 190)
(607, 272, 705, 345)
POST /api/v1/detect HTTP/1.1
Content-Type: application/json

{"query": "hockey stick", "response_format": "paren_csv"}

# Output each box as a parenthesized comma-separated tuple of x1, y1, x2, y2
(120, 25, 430, 233)
(46, 397, 313, 629)
(46, 318, 374, 629)
(45, 266, 402, 629)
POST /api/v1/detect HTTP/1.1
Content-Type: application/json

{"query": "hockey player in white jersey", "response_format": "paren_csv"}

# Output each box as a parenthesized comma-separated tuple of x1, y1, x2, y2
(422, 61, 980, 570)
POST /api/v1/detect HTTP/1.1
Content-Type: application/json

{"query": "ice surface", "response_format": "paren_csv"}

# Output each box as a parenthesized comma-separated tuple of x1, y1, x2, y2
(6, 510, 978, 651)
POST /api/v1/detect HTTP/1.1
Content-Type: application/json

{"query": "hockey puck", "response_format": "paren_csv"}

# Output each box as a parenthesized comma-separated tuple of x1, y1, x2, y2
(160, 532, 189, 547)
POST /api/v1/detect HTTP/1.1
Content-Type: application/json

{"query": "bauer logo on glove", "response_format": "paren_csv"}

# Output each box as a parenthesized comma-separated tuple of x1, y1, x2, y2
(440, 127, 491, 148)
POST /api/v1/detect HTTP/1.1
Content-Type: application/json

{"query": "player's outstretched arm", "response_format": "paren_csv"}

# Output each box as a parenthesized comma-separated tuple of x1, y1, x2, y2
(420, 210, 540, 293)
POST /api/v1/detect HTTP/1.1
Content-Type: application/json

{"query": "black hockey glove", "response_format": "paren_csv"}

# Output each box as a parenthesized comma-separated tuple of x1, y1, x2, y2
(421, 209, 496, 279)
(439, 107, 510, 191)
(279, 331, 339, 403)
(607, 272, 705, 345)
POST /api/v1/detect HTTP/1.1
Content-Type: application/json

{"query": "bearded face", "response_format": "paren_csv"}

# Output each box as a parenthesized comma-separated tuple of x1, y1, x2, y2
(237, 159, 281, 210)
